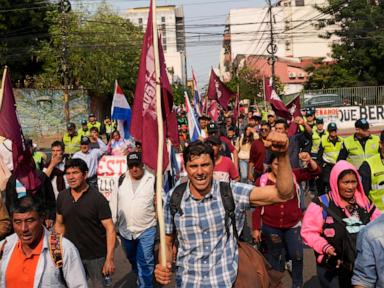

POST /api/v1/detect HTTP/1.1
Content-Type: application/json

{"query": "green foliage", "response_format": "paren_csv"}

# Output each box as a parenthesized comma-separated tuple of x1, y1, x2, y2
(35, 2, 143, 101)
(0, 0, 54, 84)
(172, 83, 188, 106)
(308, 0, 384, 88)
(226, 65, 263, 104)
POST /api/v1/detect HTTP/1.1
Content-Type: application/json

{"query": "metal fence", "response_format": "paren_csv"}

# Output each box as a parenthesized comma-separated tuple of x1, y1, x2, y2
(303, 86, 384, 106)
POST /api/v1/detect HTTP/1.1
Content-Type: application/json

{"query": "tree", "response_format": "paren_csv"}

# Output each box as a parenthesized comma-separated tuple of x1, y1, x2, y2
(308, 0, 384, 88)
(35, 3, 143, 103)
(226, 65, 263, 104)
(0, 0, 54, 84)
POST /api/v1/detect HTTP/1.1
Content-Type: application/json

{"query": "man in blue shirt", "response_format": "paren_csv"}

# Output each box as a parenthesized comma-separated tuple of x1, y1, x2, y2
(155, 131, 294, 287)
(352, 214, 384, 288)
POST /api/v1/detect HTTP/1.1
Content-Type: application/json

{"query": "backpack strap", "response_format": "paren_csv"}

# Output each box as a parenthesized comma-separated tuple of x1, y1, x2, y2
(170, 182, 188, 233)
(219, 182, 239, 240)
(49, 232, 67, 287)
(118, 173, 126, 187)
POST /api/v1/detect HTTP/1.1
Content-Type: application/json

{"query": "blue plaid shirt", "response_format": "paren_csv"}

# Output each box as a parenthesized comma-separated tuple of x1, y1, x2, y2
(164, 180, 253, 288)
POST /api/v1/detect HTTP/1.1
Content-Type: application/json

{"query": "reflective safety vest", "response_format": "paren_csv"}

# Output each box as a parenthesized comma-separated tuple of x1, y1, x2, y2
(312, 130, 328, 155)
(63, 133, 81, 155)
(343, 135, 380, 168)
(77, 128, 90, 138)
(104, 123, 114, 134)
(87, 121, 101, 132)
(366, 154, 384, 212)
(33, 152, 44, 169)
(321, 135, 343, 165)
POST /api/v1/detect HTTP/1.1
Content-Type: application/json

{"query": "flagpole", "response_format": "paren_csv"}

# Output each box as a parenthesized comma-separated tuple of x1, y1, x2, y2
(152, 0, 167, 267)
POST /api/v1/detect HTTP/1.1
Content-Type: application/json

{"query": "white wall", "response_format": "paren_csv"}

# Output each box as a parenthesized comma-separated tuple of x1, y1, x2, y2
(227, 2, 338, 60)
(124, 7, 186, 84)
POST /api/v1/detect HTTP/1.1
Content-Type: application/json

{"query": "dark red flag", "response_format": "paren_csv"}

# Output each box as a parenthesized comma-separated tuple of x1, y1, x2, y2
(0, 67, 41, 190)
(207, 69, 234, 110)
(130, 1, 178, 172)
(207, 100, 220, 121)
(286, 95, 302, 136)
(264, 77, 291, 119)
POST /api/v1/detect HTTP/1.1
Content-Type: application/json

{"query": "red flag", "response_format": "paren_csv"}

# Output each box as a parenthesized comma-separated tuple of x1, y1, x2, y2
(0, 67, 41, 190)
(208, 100, 220, 121)
(207, 69, 234, 110)
(130, 1, 178, 172)
(264, 77, 291, 119)
(286, 95, 302, 136)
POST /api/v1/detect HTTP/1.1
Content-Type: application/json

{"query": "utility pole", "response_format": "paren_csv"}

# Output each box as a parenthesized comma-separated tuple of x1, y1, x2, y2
(266, 0, 277, 88)
(58, 0, 71, 124)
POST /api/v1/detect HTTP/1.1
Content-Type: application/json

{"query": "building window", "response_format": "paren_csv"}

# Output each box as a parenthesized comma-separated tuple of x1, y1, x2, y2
(161, 16, 166, 23)
(138, 18, 143, 24)
(163, 37, 167, 51)
(295, 0, 304, 6)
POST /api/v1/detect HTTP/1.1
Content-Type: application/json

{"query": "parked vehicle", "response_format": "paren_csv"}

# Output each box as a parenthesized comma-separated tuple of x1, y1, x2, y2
(303, 94, 344, 108)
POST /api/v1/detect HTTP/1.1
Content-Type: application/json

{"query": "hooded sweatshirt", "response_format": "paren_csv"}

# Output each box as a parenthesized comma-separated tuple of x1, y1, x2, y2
(301, 160, 381, 263)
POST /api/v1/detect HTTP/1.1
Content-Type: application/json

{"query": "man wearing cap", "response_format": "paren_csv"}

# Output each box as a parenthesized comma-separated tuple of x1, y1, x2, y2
(116, 152, 157, 287)
(311, 118, 327, 160)
(78, 119, 90, 137)
(72, 136, 106, 188)
(317, 122, 344, 195)
(206, 136, 240, 182)
(104, 116, 116, 142)
(62, 122, 81, 156)
(207, 122, 239, 171)
(87, 113, 102, 133)
(337, 118, 380, 168)
(359, 130, 384, 212)
(267, 110, 276, 129)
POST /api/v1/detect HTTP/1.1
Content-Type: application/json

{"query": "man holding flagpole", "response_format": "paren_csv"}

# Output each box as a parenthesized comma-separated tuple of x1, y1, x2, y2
(155, 131, 294, 287)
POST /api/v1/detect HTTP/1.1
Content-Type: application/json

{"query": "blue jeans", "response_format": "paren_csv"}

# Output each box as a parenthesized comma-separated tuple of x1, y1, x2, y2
(262, 225, 303, 288)
(239, 159, 249, 183)
(121, 226, 156, 288)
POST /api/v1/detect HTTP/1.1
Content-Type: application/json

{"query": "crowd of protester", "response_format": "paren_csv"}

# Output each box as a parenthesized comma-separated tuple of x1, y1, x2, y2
(0, 105, 384, 288)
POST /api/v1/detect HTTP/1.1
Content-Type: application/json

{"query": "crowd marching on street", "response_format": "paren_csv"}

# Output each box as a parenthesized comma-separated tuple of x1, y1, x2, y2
(1, 0, 384, 287)
(1, 103, 384, 288)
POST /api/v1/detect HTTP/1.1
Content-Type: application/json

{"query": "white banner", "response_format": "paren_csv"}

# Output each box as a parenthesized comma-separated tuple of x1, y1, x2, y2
(315, 105, 384, 131)
(97, 156, 127, 222)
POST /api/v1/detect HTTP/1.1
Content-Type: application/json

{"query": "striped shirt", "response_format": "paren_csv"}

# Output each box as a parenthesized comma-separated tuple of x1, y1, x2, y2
(164, 180, 253, 288)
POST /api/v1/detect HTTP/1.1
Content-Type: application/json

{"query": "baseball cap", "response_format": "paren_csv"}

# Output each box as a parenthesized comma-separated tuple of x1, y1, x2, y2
(252, 112, 262, 119)
(206, 135, 221, 146)
(88, 113, 95, 118)
(267, 110, 276, 117)
(105, 115, 110, 120)
(127, 152, 142, 166)
(207, 122, 219, 132)
(306, 109, 314, 116)
(355, 118, 369, 130)
(316, 118, 324, 124)
(67, 122, 75, 130)
(80, 136, 90, 145)
(327, 122, 337, 131)
(81, 119, 88, 125)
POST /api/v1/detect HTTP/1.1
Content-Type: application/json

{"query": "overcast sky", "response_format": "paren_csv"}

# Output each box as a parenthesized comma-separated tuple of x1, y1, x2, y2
(75, 0, 266, 86)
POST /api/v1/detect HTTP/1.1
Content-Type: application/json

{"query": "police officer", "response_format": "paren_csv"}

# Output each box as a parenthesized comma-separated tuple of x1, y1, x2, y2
(317, 122, 343, 195)
(337, 118, 380, 168)
(104, 116, 115, 142)
(359, 130, 384, 212)
(311, 118, 327, 160)
(62, 122, 81, 157)
(87, 113, 102, 133)
(78, 119, 90, 137)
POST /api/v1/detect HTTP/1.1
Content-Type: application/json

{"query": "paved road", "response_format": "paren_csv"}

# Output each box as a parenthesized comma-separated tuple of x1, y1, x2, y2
(111, 238, 321, 288)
